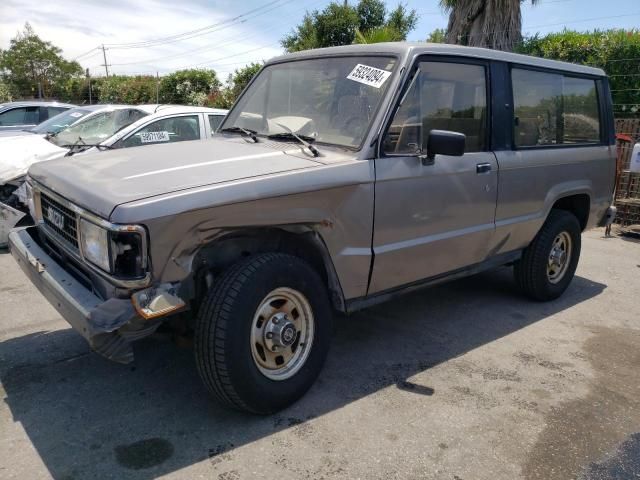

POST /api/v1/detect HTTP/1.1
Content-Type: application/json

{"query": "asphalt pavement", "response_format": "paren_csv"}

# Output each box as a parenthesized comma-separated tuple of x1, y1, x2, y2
(1, 228, 639, 480)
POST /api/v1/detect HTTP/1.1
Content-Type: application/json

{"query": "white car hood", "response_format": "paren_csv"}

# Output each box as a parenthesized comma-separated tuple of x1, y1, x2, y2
(0, 135, 67, 184)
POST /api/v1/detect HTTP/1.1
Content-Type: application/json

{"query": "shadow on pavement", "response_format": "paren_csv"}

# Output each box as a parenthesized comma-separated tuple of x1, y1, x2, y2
(0, 267, 606, 479)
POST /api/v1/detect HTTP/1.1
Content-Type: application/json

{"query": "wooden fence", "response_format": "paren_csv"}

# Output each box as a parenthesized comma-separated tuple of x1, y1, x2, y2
(614, 118, 640, 225)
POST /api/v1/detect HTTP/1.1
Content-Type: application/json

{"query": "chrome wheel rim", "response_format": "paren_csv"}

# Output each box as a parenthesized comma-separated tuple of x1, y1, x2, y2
(250, 287, 314, 381)
(547, 231, 572, 284)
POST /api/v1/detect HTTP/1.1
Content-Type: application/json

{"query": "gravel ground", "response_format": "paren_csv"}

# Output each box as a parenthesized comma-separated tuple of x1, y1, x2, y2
(0, 228, 639, 480)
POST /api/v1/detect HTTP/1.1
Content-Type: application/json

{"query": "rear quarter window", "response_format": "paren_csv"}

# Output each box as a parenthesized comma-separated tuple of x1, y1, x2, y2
(512, 68, 601, 147)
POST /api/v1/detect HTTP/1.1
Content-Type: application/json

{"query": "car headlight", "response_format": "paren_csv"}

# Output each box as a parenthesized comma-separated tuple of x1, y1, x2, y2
(24, 179, 36, 220)
(79, 218, 147, 277)
(79, 218, 110, 272)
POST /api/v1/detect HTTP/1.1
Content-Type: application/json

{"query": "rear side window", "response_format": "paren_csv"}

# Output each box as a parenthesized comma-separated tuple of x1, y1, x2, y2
(121, 115, 201, 148)
(383, 61, 487, 154)
(512, 68, 601, 147)
(208, 114, 224, 134)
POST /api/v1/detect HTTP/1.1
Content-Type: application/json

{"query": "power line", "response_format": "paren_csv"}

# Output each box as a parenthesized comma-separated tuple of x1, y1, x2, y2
(108, 0, 325, 67)
(104, 0, 294, 49)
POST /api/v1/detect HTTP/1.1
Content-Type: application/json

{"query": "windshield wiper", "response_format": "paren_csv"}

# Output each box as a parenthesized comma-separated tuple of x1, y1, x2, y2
(269, 123, 320, 157)
(63, 137, 113, 156)
(220, 126, 259, 143)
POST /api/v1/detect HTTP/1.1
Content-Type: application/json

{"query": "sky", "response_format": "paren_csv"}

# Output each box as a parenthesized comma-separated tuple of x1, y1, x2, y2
(0, 0, 638, 80)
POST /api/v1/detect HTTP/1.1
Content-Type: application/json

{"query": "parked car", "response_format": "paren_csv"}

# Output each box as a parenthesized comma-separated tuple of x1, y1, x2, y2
(0, 105, 228, 246)
(0, 101, 75, 132)
(0, 105, 103, 138)
(9, 43, 616, 414)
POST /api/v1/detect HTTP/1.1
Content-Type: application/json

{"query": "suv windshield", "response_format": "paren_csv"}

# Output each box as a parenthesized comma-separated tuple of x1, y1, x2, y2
(223, 56, 397, 149)
(31, 107, 94, 135)
(52, 109, 148, 147)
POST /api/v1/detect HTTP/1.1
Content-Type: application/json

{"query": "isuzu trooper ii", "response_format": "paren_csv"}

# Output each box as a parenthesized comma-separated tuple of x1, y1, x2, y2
(8, 43, 616, 414)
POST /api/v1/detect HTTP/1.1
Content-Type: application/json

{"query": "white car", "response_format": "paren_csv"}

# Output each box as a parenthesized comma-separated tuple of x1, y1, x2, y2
(0, 105, 103, 138)
(0, 104, 228, 246)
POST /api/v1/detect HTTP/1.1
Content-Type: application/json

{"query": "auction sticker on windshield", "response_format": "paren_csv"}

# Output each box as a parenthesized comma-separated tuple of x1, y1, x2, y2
(347, 64, 392, 88)
(140, 131, 171, 143)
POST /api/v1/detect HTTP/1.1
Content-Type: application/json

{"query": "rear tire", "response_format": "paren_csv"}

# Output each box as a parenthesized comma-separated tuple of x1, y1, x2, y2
(195, 253, 332, 414)
(514, 209, 581, 301)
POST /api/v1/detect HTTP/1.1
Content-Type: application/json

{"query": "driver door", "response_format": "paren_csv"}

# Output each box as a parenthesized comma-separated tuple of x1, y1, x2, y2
(369, 58, 498, 294)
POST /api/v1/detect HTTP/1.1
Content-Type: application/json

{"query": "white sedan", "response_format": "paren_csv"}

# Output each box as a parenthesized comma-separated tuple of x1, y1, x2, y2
(0, 104, 228, 246)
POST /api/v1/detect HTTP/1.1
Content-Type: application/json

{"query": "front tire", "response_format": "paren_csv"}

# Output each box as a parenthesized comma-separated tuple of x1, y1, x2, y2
(195, 253, 332, 414)
(514, 209, 581, 301)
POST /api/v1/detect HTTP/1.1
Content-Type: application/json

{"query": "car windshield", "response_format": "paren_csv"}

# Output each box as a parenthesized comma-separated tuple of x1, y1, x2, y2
(222, 56, 397, 149)
(51, 109, 147, 147)
(31, 107, 94, 134)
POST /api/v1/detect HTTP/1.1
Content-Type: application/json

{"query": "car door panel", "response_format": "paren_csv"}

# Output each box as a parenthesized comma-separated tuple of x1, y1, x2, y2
(370, 151, 498, 293)
(369, 57, 498, 294)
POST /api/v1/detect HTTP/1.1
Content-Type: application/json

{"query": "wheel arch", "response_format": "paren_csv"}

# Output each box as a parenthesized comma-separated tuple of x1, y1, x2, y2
(188, 226, 346, 313)
(550, 193, 591, 231)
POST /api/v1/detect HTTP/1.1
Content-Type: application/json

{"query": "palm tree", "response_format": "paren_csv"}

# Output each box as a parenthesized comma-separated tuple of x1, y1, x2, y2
(440, 0, 539, 51)
(353, 26, 403, 44)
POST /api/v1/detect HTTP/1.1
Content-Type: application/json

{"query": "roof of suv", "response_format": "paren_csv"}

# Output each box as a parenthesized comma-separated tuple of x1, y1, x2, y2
(268, 42, 606, 77)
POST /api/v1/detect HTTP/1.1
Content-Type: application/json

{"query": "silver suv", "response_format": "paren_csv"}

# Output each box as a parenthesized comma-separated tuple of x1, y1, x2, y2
(9, 43, 616, 414)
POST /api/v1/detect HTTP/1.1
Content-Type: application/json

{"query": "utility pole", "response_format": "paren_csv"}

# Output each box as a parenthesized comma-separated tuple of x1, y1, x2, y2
(86, 68, 92, 105)
(101, 44, 110, 78)
(156, 71, 159, 104)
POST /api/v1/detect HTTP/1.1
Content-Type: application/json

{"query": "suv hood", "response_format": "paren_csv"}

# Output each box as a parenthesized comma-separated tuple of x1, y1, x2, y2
(29, 138, 323, 219)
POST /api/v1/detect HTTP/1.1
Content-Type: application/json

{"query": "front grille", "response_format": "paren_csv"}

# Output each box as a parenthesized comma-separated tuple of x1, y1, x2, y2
(40, 193, 79, 249)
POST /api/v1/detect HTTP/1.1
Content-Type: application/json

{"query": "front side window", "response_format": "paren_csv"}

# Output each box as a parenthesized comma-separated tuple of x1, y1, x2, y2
(512, 68, 600, 147)
(0, 106, 38, 126)
(52, 109, 148, 146)
(120, 115, 201, 148)
(383, 61, 487, 155)
(223, 56, 397, 148)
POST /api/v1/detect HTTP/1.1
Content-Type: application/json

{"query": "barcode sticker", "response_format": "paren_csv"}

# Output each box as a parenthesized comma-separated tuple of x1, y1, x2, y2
(347, 64, 392, 88)
(140, 131, 170, 143)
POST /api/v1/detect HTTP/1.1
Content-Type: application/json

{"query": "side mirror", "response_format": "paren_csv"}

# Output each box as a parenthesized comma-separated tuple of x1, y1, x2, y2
(421, 129, 466, 165)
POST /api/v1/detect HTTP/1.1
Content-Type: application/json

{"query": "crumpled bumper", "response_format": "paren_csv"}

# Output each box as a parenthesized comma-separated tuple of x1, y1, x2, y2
(8, 226, 160, 363)
(0, 201, 28, 248)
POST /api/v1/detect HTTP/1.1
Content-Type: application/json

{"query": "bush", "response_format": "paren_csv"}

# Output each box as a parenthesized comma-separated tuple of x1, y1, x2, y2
(93, 76, 157, 104)
(158, 69, 221, 105)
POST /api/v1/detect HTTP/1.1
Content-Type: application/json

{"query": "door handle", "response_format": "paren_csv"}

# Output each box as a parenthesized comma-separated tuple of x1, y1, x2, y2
(476, 163, 492, 174)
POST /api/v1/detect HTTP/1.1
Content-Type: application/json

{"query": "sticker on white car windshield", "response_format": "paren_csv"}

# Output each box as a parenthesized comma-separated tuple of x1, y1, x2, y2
(347, 64, 392, 88)
(69, 112, 83, 118)
(139, 131, 170, 143)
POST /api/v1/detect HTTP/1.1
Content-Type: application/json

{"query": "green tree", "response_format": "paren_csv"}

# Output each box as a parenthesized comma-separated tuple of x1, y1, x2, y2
(0, 80, 15, 102)
(158, 69, 221, 105)
(228, 62, 262, 100)
(357, 0, 387, 32)
(440, 0, 539, 51)
(0, 23, 83, 98)
(282, 0, 418, 52)
(386, 3, 418, 39)
(354, 26, 403, 44)
(426, 28, 447, 43)
(208, 62, 263, 109)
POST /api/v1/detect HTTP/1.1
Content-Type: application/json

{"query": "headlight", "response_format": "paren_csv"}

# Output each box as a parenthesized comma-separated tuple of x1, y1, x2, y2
(24, 180, 36, 220)
(79, 218, 147, 277)
(79, 218, 110, 271)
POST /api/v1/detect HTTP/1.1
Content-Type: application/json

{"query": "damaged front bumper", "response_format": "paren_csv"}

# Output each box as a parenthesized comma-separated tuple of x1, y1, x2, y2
(8, 226, 161, 363)
(0, 201, 28, 248)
